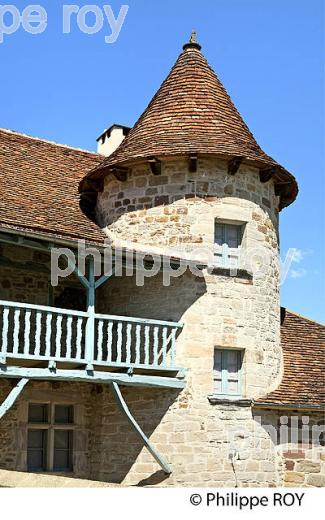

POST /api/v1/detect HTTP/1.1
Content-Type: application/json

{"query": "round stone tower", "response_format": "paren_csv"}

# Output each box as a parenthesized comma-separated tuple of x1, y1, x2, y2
(80, 33, 298, 400)
(78, 33, 300, 486)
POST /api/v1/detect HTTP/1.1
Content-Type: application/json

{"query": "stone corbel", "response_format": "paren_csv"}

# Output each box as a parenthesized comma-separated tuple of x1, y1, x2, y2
(228, 156, 242, 175)
(148, 157, 162, 176)
(111, 167, 128, 182)
(259, 167, 277, 183)
(188, 153, 198, 173)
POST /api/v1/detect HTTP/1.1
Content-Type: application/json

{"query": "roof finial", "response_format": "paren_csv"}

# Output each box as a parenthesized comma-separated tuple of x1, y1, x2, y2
(190, 30, 197, 44)
(183, 30, 202, 51)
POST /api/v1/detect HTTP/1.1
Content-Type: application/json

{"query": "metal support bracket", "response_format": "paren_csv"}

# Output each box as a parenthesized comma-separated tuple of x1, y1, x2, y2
(111, 382, 172, 474)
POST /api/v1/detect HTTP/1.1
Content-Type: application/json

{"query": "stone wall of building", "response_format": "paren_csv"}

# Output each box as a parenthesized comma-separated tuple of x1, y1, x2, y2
(283, 452, 325, 487)
(0, 243, 50, 305)
(0, 378, 323, 486)
(0, 242, 86, 308)
(256, 409, 325, 488)
(96, 158, 279, 252)
(0, 380, 98, 479)
(97, 157, 282, 399)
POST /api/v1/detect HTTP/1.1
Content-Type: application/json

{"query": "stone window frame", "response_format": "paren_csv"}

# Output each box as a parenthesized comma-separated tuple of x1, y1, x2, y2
(17, 388, 86, 474)
(27, 402, 75, 473)
(212, 347, 245, 398)
(214, 218, 247, 269)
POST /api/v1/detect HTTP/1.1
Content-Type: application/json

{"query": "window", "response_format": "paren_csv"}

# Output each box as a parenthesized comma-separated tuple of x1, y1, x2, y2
(213, 349, 243, 396)
(27, 403, 74, 473)
(214, 222, 243, 268)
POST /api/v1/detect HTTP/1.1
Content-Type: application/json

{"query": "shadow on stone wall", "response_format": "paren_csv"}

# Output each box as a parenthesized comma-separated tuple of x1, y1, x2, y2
(98, 269, 207, 324)
(90, 385, 185, 485)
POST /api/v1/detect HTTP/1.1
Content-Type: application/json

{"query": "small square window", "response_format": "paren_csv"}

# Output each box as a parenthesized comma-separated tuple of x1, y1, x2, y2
(54, 405, 74, 424)
(213, 349, 243, 396)
(28, 404, 49, 424)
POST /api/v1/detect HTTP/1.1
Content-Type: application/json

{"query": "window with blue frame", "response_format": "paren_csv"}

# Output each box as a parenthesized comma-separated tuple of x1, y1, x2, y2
(214, 222, 243, 267)
(213, 349, 243, 396)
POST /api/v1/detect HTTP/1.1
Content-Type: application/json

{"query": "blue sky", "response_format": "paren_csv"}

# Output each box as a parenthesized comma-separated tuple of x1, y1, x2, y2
(0, 0, 324, 322)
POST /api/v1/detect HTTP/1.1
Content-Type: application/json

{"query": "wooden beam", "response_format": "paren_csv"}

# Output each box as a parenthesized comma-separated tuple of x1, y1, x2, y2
(111, 382, 172, 474)
(188, 154, 197, 173)
(66, 257, 89, 289)
(0, 232, 53, 252)
(94, 268, 115, 289)
(0, 378, 29, 420)
(0, 257, 50, 274)
(149, 158, 161, 176)
(0, 366, 186, 390)
(259, 167, 277, 183)
(111, 168, 128, 182)
(228, 157, 242, 175)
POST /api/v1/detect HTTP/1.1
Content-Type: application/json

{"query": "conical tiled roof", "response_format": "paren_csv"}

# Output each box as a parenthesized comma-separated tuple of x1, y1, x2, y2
(80, 35, 298, 209)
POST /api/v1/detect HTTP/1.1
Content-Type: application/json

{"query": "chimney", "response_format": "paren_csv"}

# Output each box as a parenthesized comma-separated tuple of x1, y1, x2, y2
(96, 124, 131, 156)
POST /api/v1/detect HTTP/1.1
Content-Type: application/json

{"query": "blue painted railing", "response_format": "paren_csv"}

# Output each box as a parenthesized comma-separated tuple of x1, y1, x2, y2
(0, 300, 183, 371)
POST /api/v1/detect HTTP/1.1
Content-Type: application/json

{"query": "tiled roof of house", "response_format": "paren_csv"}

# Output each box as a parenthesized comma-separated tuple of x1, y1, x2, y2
(256, 309, 325, 409)
(80, 36, 298, 209)
(0, 128, 105, 245)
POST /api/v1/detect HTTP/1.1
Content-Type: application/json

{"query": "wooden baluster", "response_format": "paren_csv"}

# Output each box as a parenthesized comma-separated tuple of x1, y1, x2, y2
(97, 320, 103, 362)
(1, 308, 9, 363)
(45, 313, 52, 358)
(144, 325, 150, 366)
(135, 324, 141, 365)
(24, 310, 31, 356)
(76, 317, 82, 361)
(126, 323, 132, 365)
(107, 321, 113, 362)
(66, 316, 72, 360)
(55, 315, 62, 359)
(162, 327, 168, 367)
(13, 309, 20, 355)
(35, 311, 42, 357)
(116, 322, 122, 364)
(153, 326, 159, 366)
(85, 258, 95, 371)
(170, 328, 177, 368)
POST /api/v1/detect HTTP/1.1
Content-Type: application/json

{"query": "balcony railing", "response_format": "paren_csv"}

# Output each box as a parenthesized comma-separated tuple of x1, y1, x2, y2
(0, 300, 183, 372)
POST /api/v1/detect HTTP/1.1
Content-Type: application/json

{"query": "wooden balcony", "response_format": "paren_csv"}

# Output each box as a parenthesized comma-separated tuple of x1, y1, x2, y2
(0, 300, 185, 389)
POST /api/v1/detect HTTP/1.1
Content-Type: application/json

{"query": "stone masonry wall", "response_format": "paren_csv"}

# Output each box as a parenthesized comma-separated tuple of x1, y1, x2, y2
(97, 157, 282, 399)
(0, 243, 85, 307)
(97, 158, 279, 253)
(0, 379, 323, 486)
(256, 409, 325, 488)
(0, 380, 98, 478)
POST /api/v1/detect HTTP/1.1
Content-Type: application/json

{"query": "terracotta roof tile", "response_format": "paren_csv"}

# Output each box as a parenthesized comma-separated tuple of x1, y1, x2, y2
(0, 129, 105, 245)
(257, 309, 325, 409)
(80, 39, 298, 208)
